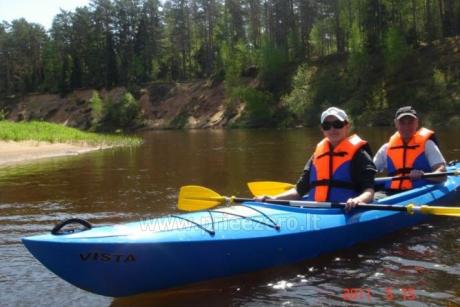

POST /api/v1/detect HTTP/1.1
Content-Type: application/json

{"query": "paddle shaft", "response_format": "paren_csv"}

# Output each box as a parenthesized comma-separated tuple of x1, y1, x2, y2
(232, 197, 408, 212)
(375, 170, 456, 183)
(179, 185, 459, 216)
(247, 171, 458, 198)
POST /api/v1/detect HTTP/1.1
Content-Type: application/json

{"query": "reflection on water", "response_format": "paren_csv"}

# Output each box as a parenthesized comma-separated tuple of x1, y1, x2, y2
(0, 128, 459, 306)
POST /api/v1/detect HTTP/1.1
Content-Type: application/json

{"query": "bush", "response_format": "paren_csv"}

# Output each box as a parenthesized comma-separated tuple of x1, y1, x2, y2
(257, 40, 289, 92)
(428, 69, 460, 126)
(236, 86, 274, 127)
(284, 62, 350, 126)
(220, 41, 251, 90)
(347, 22, 370, 83)
(90, 91, 103, 129)
(283, 64, 317, 124)
(383, 27, 412, 75)
(104, 92, 143, 131)
(91, 91, 143, 132)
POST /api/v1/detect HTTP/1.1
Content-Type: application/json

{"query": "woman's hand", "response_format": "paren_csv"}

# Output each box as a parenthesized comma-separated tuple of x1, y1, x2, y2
(344, 188, 374, 211)
(345, 197, 361, 211)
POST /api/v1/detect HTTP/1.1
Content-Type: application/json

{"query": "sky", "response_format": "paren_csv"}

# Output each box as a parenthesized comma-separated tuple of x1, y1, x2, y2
(0, 0, 92, 30)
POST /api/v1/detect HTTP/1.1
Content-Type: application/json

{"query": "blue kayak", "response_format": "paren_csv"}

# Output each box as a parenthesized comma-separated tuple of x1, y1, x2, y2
(22, 162, 460, 297)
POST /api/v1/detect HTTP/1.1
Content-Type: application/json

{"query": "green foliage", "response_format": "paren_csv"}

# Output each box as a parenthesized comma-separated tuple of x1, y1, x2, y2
(432, 69, 447, 91)
(257, 40, 289, 92)
(220, 41, 247, 90)
(151, 58, 160, 80)
(284, 63, 351, 126)
(220, 41, 276, 127)
(347, 22, 369, 81)
(169, 111, 189, 129)
(383, 27, 412, 75)
(0, 109, 6, 120)
(309, 19, 335, 57)
(1, 0, 460, 129)
(0, 120, 142, 146)
(90, 91, 103, 129)
(236, 86, 274, 127)
(220, 40, 256, 122)
(90, 91, 143, 132)
(102, 92, 143, 132)
(428, 69, 460, 126)
(283, 64, 317, 124)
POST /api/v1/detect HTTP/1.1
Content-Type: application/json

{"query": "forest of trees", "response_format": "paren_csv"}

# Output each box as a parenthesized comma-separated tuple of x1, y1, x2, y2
(1, 0, 460, 126)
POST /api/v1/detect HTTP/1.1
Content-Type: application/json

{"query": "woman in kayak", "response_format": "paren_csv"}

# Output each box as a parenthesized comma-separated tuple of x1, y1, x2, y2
(258, 107, 376, 210)
(373, 106, 446, 193)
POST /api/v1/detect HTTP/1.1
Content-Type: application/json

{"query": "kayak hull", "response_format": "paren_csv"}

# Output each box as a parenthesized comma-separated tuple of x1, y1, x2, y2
(22, 164, 460, 297)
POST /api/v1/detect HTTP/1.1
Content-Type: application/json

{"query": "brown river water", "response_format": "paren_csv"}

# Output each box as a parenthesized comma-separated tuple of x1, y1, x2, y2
(1, 127, 459, 306)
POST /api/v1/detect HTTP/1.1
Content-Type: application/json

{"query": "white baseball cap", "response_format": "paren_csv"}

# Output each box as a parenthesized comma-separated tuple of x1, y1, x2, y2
(320, 107, 349, 123)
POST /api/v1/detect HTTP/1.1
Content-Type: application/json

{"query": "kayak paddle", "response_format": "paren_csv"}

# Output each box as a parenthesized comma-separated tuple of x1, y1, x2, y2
(375, 169, 459, 182)
(247, 181, 294, 196)
(248, 169, 460, 197)
(247, 181, 294, 197)
(178, 185, 264, 211)
(178, 185, 460, 217)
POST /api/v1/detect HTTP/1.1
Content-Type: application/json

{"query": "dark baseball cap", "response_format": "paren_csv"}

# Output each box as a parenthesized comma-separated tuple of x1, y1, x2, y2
(395, 106, 417, 120)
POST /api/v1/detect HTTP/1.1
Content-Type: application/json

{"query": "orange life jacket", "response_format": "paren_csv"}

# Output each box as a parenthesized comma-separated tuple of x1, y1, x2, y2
(386, 127, 434, 190)
(308, 134, 368, 202)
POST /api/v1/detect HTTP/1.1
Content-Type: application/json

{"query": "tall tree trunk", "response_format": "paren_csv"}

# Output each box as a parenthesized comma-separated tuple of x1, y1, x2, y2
(334, 0, 345, 54)
(411, 0, 418, 45)
(247, 0, 261, 48)
(4, 53, 12, 95)
(438, 0, 455, 38)
(425, 0, 435, 43)
(298, 0, 315, 59)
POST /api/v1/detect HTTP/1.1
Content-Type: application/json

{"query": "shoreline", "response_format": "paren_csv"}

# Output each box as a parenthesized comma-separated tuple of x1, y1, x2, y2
(0, 141, 104, 167)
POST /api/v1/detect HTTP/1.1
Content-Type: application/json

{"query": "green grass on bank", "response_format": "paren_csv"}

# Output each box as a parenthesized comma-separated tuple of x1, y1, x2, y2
(0, 120, 142, 146)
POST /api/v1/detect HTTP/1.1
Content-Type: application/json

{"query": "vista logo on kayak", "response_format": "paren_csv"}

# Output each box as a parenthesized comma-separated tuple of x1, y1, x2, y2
(80, 252, 136, 263)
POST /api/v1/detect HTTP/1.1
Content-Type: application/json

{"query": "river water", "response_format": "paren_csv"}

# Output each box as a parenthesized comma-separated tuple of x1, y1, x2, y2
(1, 127, 459, 306)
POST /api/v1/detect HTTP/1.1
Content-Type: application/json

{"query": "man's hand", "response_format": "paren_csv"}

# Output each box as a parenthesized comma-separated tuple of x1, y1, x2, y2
(253, 195, 271, 202)
(409, 169, 424, 180)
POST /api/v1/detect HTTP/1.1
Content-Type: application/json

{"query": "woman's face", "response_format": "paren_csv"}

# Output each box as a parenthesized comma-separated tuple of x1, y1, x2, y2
(321, 115, 349, 146)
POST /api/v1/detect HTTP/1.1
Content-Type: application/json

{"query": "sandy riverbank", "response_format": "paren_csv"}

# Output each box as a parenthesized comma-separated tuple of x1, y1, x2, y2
(0, 141, 103, 167)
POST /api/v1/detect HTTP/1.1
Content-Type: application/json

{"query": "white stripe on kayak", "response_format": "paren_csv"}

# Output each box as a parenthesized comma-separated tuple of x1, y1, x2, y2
(288, 201, 332, 208)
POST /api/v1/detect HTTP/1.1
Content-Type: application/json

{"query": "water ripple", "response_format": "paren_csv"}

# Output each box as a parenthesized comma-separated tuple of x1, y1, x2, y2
(383, 256, 460, 275)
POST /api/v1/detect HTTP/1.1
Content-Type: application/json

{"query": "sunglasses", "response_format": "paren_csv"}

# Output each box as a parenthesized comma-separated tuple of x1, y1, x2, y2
(321, 120, 347, 130)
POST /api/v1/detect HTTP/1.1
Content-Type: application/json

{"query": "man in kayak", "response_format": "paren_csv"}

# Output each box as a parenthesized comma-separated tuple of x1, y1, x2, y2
(258, 107, 376, 210)
(373, 106, 447, 193)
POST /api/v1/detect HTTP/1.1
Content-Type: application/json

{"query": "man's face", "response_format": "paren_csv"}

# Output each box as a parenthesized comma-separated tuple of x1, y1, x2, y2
(395, 116, 418, 140)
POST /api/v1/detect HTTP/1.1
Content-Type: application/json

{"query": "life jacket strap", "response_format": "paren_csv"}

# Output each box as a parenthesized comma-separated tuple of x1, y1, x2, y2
(388, 167, 413, 176)
(389, 144, 420, 150)
(315, 151, 348, 160)
(310, 179, 355, 189)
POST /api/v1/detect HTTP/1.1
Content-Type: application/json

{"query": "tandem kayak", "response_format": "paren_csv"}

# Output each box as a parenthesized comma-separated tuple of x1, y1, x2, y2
(22, 162, 460, 297)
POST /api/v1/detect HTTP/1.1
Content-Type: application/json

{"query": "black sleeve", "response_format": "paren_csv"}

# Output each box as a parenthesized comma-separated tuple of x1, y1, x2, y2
(351, 148, 377, 191)
(295, 156, 313, 197)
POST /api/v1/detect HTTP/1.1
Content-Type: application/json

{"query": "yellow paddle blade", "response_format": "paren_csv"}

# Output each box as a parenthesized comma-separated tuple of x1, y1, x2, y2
(178, 185, 226, 211)
(247, 181, 295, 197)
(419, 205, 460, 217)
